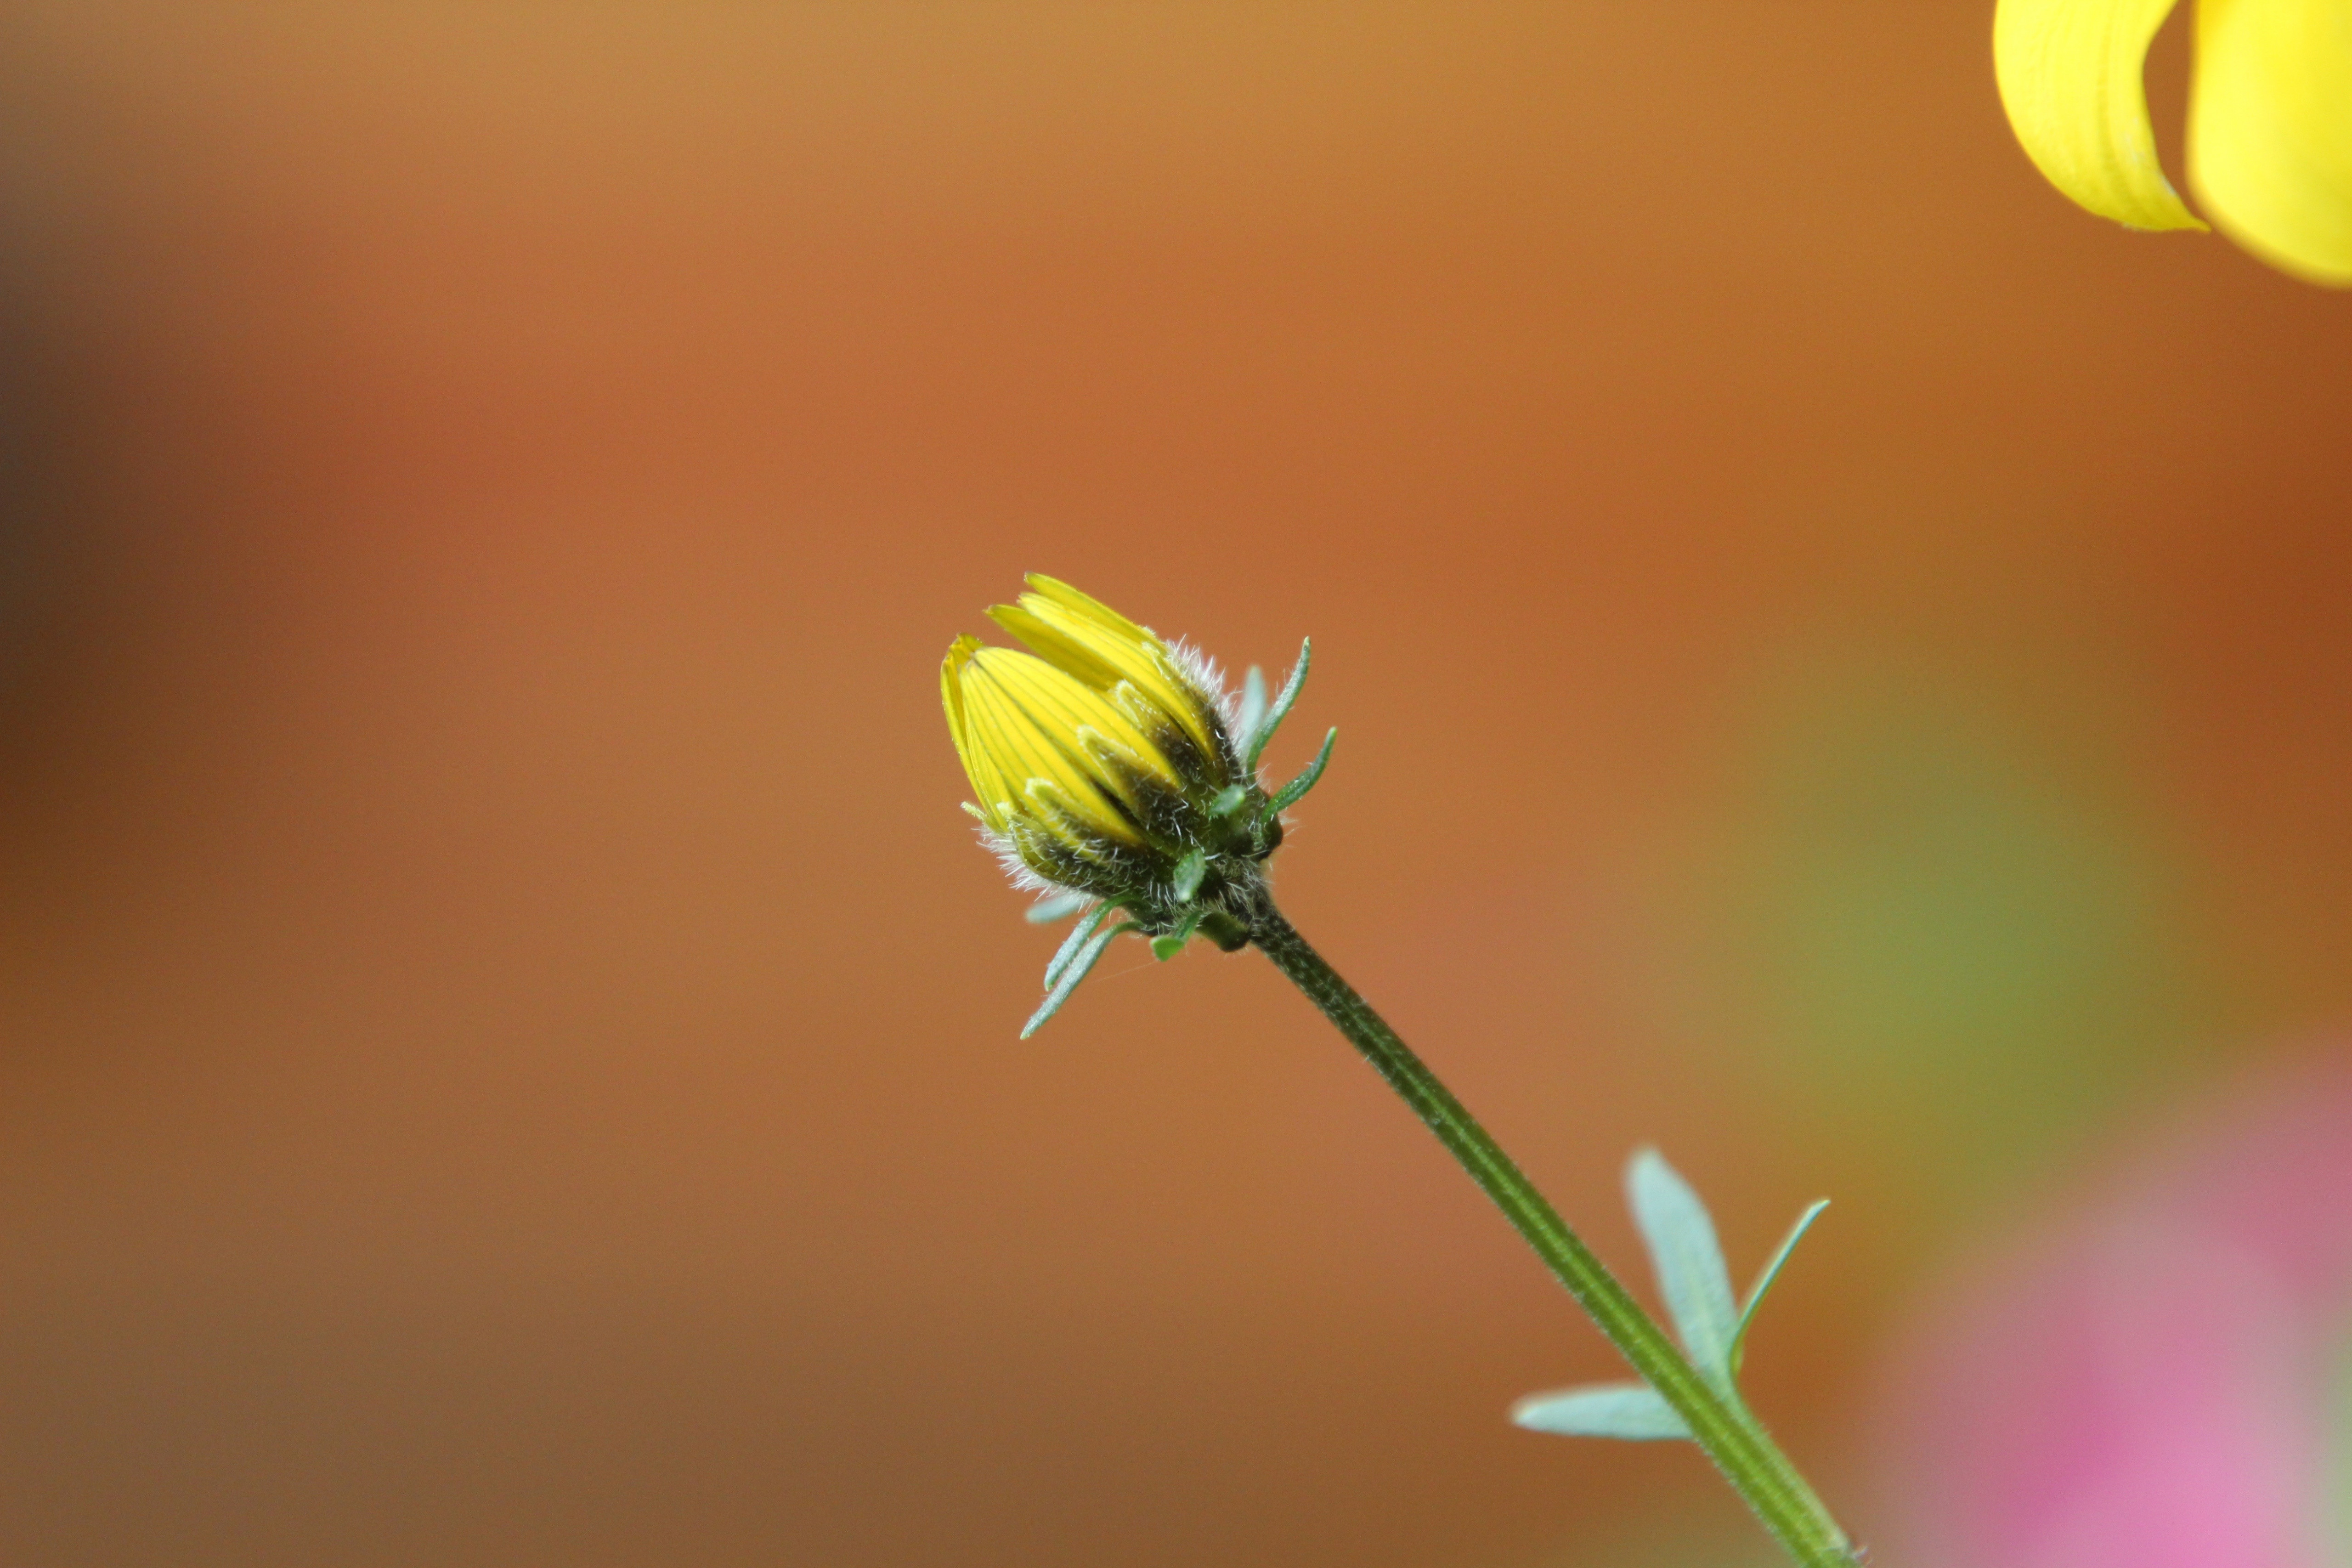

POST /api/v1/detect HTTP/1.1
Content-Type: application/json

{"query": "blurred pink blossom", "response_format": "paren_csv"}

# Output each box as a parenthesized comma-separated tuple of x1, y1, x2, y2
(1888, 1059, 2352, 1568)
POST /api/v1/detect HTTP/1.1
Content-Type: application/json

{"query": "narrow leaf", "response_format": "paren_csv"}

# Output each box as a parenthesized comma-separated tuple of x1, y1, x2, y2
(1024, 890, 1091, 925)
(1170, 848, 1207, 903)
(1626, 1148, 1740, 1386)
(1245, 638, 1312, 772)
(1042, 902, 1116, 991)
(1730, 1199, 1829, 1376)
(1511, 1383, 1691, 1442)
(1023, 920, 1130, 1037)
(1236, 666, 1269, 755)
(1267, 728, 1337, 814)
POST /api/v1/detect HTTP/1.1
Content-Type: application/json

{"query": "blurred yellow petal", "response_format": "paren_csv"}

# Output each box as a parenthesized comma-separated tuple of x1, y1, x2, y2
(2189, 0, 2352, 285)
(1995, 0, 2209, 231)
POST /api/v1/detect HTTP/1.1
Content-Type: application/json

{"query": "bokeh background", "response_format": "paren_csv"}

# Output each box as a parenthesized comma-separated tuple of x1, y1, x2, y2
(1, 4, 2347, 1565)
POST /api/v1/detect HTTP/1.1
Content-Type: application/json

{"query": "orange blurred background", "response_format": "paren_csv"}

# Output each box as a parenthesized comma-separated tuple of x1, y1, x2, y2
(1, 4, 2347, 1564)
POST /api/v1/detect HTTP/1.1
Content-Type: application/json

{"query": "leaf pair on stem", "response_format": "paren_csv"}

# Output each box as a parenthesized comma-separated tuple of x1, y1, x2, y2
(1512, 1151, 1828, 1441)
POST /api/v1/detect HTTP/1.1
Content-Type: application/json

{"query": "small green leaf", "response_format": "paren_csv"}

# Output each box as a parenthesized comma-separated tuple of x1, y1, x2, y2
(1626, 1148, 1740, 1387)
(1209, 783, 1250, 819)
(1245, 638, 1311, 773)
(1511, 1383, 1691, 1442)
(1236, 666, 1269, 754)
(1042, 902, 1116, 991)
(1025, 890, 1092, 924)
(1730, 1199, 1828, 1376)
(1266, 728, 1336, 814)
(1171, 848, 1208, 902)
(1023, 919, 1131, 1037)
(1152, 910, 1204, 962)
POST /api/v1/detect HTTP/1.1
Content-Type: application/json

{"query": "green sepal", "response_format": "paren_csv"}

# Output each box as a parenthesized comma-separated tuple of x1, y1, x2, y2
(1023, 917, 1132, 1037)
(1730, 1199, 1829, 1376)
(1209, 783, 1251, 819)
(1236, 666, 1269, 754)
(1170, 848, 1208, 902)
(1511, 1383, 1692, 1442)
(1151, 909, 1204, 961)
(1025, 889, 1092, 924)
(1266, 728, 1336, 815)
(1244, 638, 1311, 773)
(1043, 902, 1117, 991)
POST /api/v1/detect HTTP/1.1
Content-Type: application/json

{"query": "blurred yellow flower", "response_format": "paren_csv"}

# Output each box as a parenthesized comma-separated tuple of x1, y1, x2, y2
(1994, 0, 2352, 284)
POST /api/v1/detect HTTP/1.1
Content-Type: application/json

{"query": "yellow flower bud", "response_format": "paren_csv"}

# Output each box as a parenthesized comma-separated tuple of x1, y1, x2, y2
(942, 575, 1270, 909)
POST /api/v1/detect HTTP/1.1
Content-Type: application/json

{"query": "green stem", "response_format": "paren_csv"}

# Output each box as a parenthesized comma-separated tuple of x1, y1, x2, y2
(1247, 896, 1860, 1568)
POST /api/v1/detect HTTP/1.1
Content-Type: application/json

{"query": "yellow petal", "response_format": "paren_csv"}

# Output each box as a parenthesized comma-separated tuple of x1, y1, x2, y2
(990, 583, 1223, 765)
(941, 637, 1006, 830)
(2189, 0, 2352, 285)
(978, 647, 1179, 791)
(941, 639, 973, 758)
(1995, 0, 2209, 231)
(949, 661, 1030, 834)
(986, 600, 1130, 692)
(958, 650, 1148, 845)
(1022, 574, 1154, 645)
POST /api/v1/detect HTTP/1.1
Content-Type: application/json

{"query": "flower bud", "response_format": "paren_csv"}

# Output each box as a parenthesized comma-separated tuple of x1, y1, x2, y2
(941, 575, 1279, 931)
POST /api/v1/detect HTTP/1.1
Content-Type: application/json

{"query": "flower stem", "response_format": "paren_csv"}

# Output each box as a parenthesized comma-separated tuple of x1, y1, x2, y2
(1246, 895, 1861, 1568)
